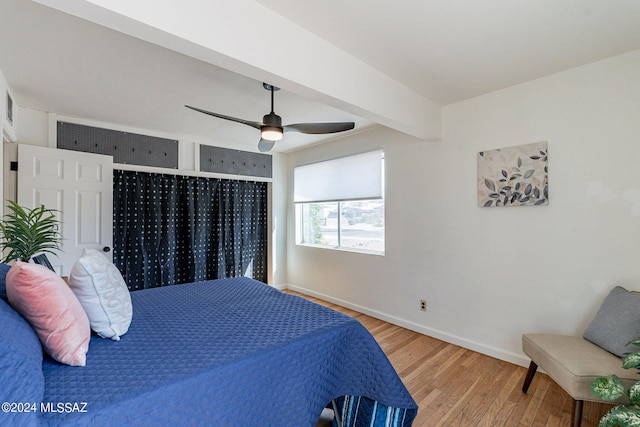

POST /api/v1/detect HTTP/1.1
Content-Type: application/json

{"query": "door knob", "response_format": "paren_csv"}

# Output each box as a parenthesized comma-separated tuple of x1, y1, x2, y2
(103, 246, 111, 253)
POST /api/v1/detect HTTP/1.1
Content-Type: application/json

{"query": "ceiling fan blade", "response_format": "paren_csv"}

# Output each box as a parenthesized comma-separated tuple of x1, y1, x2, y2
(258, 138, 276, 153)
(185, 105, 262, 130)
(283, 122, 355, 135)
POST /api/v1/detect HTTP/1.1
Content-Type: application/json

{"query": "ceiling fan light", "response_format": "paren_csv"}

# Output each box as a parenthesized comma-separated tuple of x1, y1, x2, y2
(261, 126, 283, 141)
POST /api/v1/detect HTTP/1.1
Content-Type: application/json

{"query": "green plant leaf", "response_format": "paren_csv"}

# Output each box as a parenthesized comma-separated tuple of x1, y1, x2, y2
(629, 383, 640, 406)
(593, 340, 640, 426)
(0, 200, 62, 262)
(599, 405, 640, 427)
(592, 375, 625, 400)
(624, 352, 640, 370)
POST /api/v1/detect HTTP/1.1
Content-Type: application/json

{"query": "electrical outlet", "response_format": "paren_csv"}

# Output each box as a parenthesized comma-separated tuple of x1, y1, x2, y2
(420, 299, 427, 312)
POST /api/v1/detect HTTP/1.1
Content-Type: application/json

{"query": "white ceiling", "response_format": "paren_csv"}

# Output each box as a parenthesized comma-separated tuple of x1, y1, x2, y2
(1, 0, 640, 153)
(255, 0, 640, 104)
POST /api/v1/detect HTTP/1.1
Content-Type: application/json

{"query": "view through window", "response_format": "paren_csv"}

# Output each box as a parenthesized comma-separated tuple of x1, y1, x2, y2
(299, 200, 384, 253)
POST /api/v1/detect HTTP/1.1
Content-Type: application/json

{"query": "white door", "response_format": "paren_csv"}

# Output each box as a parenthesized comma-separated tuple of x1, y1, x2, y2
(17, 144, 113, 275)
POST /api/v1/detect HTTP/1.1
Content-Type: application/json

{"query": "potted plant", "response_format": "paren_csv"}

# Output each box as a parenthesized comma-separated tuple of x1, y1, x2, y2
(591, 340, 640, 426)
(0, 200, 62, 263)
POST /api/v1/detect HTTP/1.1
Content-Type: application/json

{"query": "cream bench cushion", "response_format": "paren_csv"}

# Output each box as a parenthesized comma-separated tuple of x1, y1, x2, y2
(522, 333, 636, 404)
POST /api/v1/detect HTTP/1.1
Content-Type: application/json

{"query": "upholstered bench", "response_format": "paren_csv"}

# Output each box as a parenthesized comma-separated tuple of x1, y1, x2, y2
(522, 286, 640, 427)
(522, 333, 637, 427)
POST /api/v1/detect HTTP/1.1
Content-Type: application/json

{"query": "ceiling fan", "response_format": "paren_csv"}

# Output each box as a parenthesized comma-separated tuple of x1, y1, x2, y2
(185, 83, 355, 153)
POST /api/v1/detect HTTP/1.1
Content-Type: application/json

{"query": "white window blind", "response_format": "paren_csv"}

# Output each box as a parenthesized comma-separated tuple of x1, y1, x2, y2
(294, 150, 383, 203)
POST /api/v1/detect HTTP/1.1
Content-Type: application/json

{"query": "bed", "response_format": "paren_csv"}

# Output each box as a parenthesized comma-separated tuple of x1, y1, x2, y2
(1, 270, 418, 426)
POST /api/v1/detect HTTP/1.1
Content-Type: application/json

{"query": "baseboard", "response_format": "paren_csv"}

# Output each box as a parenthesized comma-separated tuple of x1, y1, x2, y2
(285, 283, 530, 368)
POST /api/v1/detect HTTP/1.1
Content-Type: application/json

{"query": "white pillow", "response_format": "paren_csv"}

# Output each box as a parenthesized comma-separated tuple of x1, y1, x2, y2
(69, 249, 132, 341)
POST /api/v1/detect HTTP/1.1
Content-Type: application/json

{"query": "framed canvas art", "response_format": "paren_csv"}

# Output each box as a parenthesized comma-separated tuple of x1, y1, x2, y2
(478, 141, 548, 207)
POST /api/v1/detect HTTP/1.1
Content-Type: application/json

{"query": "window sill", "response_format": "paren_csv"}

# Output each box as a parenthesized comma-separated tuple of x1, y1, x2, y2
(296, 243, 385, 256)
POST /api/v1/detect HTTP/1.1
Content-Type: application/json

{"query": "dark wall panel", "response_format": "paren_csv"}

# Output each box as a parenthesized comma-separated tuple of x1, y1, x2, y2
(200, 145, 272, 178)
(57, 122, 179, 169)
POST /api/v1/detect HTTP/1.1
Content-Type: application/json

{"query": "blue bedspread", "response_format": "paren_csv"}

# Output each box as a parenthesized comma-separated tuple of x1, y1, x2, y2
(39, 277, 417, 426)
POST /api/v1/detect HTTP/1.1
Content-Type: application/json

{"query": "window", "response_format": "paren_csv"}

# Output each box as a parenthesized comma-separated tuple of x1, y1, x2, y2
(295, 150, 384, 254)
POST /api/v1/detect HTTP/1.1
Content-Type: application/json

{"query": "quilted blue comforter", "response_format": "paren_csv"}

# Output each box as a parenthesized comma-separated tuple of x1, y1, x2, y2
(38, 277, 417, 426)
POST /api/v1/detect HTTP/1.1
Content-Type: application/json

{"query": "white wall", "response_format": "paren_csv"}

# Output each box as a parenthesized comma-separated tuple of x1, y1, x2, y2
(286, 49, 640, 366)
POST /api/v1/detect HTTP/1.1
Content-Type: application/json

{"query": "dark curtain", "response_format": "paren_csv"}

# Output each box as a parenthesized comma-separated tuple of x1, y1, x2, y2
(113, 170, 268, 291)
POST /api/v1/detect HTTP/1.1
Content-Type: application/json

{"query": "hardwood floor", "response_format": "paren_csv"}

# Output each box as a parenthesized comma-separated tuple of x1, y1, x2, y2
(291, 291, 613, 427)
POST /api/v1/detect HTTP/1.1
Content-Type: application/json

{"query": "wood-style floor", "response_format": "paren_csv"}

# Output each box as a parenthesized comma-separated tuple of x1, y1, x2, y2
(290, 291, 613, 427)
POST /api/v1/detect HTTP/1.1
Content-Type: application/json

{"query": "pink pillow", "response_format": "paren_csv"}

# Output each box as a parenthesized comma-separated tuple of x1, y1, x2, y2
(6, 262, 90, 367)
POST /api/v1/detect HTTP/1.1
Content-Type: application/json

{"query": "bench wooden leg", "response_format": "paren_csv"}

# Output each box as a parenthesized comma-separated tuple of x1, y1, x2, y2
(571, 399, 583, 427)
(522, 361, 538, 393)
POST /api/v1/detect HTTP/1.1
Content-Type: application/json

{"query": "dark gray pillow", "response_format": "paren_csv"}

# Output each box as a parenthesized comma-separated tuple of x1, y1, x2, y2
(583, 286, 640, 358)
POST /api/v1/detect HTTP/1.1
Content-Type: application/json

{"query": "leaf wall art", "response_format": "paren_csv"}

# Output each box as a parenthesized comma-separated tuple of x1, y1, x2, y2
(477, 141, 548, 207)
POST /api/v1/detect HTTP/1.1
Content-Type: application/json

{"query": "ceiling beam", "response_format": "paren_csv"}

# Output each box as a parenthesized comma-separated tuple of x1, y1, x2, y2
(35, 0, 441, 141)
